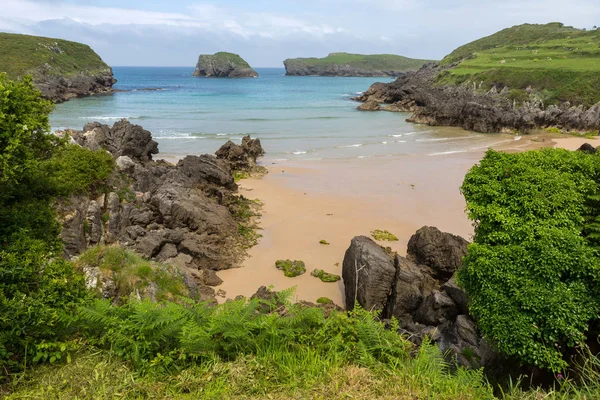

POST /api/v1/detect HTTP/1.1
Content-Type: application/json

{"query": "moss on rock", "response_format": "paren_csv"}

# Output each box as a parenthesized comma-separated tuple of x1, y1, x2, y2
(311, 269, 341, 283)
(371, 229, 399, 241)
(275, 259, 306, 277)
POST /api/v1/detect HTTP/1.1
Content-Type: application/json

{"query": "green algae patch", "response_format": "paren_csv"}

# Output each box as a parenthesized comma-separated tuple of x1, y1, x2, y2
(371, 229, 399, 241)
(316, 297, 334, 305)
(275, 259, 306, 277)
(319, 239, 330, 245)
(311, 269, 341, 283)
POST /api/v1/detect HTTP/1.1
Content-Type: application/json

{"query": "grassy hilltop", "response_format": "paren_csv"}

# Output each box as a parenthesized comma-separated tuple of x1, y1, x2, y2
(437, 23, 600, 106)
(285, 52, 433, 76)
(0, 32, 111, 79)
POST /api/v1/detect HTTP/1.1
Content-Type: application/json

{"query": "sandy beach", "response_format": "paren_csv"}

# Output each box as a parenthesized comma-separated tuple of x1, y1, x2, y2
(216, 133, 559, 306)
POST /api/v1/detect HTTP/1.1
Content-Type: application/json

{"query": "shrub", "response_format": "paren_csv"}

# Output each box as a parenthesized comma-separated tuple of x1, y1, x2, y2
(459, 148, 600, 372)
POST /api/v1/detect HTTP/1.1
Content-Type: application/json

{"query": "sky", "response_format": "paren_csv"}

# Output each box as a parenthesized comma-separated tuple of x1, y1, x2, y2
(1, 0, 600, 67)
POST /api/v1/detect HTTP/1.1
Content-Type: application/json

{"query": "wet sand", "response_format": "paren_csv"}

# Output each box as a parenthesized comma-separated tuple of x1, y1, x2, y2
(216, 135, 548, 306)
(552, 136, 600, 150)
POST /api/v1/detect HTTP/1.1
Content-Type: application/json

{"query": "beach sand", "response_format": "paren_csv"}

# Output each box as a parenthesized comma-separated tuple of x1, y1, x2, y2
(216, 135, 550, 307)
(552, 136, 600, 150)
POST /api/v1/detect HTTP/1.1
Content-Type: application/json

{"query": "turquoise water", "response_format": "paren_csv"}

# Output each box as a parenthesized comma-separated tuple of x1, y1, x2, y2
(51, 67, 513, 161)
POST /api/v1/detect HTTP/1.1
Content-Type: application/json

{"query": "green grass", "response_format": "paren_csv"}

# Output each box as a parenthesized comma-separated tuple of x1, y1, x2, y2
(275, 259, 306, 277)
(285, 52, 433, 72)
(0, 32, 111, 79)
(437, 23, 600, 106)
(75, 245, 189, 301)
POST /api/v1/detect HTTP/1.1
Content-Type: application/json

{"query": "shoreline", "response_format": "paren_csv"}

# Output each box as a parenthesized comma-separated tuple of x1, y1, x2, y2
(215, 133, 571, 306)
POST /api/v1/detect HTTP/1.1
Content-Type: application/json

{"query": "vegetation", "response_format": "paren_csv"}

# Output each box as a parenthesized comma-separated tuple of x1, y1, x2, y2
(319, 239, 330, 245)
(437, 23, 600, 106)
(285, 52, 433, 72)
(75, 245, 190, 302)
(311, 268, 341, 283)
(0, 32, 111, 80)
(275, 259, 306, 277)
(0, 74, 113, 376)
(459, 148, 600, 372)
(316, 296, 334, 305)
(371, 229, 399, 241)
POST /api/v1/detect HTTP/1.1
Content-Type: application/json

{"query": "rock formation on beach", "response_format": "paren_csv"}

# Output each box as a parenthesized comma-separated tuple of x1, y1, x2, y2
(193, 52, 258, 78)
(0, 32, 116, 103)
(355, 23, 600, 134)
(56, 120, 264, 302)
(342, 226, 496, 368)
(284, 52, 432, 77)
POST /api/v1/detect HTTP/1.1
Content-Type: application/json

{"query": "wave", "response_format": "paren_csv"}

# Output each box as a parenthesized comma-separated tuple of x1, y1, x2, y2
(154, 136, 206, 140)
(416, 137, 472, 142)
(395, 140, 407, 143)
(428, 150, 468, 156)
(514, 136, 522, 141)
(382, 141, 388, 144)
(79, 116, 144, 120)
(292, 151, 307, 155)
(340, 144, 362, 148)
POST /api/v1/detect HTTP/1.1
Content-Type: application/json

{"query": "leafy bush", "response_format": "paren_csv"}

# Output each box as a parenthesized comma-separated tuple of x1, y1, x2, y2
(459, 148, 600, 372)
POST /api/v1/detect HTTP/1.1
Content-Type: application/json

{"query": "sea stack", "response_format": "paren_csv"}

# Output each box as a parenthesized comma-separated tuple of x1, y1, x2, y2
(0, 32, 116, 103)
(193, 52, 258, 78)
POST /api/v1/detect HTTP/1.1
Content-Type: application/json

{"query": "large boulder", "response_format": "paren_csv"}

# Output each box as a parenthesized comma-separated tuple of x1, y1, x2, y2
(407, 226, 469, 280)
(342, 236, 396, 312)
(216, 135, 265, 171)
(193, 52, 258, 78)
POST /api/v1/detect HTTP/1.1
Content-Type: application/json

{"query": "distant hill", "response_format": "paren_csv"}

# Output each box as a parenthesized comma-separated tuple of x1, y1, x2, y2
(193, 52, 258, 78)
(438, 22, 600, 106)
(0, 32, 115, 103)
(355, 23, 600, 133)
(284, 52, 434, 77)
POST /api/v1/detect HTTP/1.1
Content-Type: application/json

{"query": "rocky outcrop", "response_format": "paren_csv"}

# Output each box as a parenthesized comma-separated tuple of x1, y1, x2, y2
(57, 120, 264, 302)
(284, 53, 432, 77)
(216, 136, 265, 171)
(193, 52, 258, 78)
(0, 32, 116, 103)
(354, 63, 600, 133)
(343, 227, 495, 368)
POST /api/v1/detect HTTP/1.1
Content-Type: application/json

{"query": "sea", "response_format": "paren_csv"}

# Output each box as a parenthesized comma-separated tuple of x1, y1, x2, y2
(50, 67, 517, 162)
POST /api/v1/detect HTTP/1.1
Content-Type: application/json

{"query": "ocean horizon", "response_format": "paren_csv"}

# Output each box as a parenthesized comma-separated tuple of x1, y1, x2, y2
(51, 66, 514, 161)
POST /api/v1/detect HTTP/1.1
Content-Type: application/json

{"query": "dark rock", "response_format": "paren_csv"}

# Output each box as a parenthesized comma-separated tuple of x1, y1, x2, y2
(216, 135, 265, 171)
(357, 100, 381, 111)
(387, 255, 436, 321)
(342, 236, 396, 312)
(443, 275, 469, 315)
(177, 155, 235, 189)
(407, 226, 469, 281)
(156, 243, 178, 261)
(578, 143, 597, 154)
(414, 290, 459, 326)
(193, 52, 258, 78)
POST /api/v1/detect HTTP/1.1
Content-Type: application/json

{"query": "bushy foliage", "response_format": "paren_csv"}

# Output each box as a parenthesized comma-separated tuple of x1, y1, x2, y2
(0, 76, 114, 377)
(459, 148, 600, 372)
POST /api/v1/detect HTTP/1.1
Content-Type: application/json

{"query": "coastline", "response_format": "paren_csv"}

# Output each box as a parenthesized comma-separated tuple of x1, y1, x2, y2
(215, 133, 559, 306)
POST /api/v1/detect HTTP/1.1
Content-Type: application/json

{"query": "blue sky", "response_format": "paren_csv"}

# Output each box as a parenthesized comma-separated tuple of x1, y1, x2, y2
(2, 0, 599, 67)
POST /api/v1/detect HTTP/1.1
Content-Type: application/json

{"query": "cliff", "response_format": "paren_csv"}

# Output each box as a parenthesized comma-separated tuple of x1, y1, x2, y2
(0, 32, 116, 103)
(284, 52, 433, 77)
(355, 23, 600, 133)
(193, 52, 258, 78)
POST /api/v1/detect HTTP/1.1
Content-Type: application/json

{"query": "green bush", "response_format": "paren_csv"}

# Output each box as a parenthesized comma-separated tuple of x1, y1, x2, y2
(459, 148, 600, 372)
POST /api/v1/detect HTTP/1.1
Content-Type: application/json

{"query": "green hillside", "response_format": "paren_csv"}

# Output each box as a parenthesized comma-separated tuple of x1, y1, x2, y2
(437, 23, 600, 106)
(290, 52, 432, 71)
(0, 32, 110, 79)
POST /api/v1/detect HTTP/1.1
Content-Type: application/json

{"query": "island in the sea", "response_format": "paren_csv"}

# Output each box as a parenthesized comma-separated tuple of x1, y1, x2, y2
(0, 32, 115, 103)
(193, 52, 258, 78)
(283, 52, 433, 77)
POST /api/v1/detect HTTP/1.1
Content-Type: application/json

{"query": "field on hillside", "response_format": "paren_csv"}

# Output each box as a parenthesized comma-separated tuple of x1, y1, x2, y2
(438, 24, 600, 106)
(288, 52, 433, 71)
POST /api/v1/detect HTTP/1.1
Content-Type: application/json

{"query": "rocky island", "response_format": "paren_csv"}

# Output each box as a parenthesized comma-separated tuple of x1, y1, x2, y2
(193, 52, 258, 78)
(0, 32, 116, 103)
(284, 52, 432, 77)
(355, 23, 600, 133)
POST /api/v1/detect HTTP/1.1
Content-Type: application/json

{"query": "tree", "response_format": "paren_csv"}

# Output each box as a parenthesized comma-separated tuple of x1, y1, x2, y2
(459, 149, 600, 372)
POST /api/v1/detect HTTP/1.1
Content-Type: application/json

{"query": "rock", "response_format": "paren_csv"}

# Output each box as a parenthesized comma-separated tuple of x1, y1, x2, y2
(193, 52, 258, 78)
(276, 259, 307, 277)
(193, 268, 223, 287)
(177, 155, 235, 189)
(310, 269, 341, 283)
(156, 243, 178, 261)
(387, 255, 436, 321)
(578, 143, 597, 154)
(342, 236, 396, 312)
(116, 156, 136, 171)
(442, 275, 469, 315)
(215, 135, 265, 171)
(407, 226, 469, 281)
(357, 100, 381, 111)
(414, 290, 459, 326)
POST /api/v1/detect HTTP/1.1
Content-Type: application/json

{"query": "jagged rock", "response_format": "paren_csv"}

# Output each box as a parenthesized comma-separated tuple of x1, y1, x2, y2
(156, 243, 178, 261)
(342, 236, 396, 312)
(357, 100, 381, 111)
(193, 268, 223, 287)
(116, 156, 136, 171)
(193, 52, 258, 78)
(355, 63, 600, 133)
(342, 227, 497, 368)
(215, 135, 265, 171)
(177, 155, 235, 189)
(407, 226, 469, 281)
